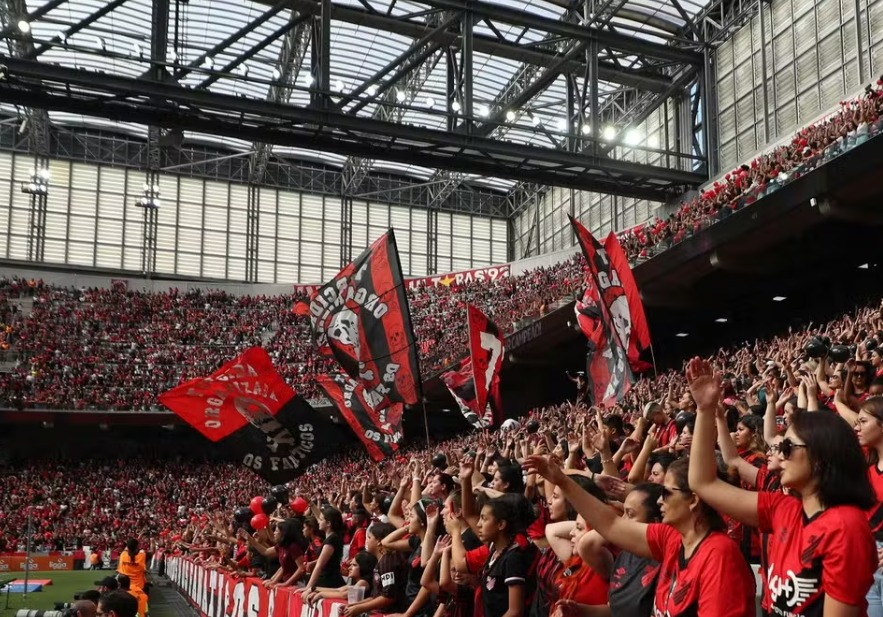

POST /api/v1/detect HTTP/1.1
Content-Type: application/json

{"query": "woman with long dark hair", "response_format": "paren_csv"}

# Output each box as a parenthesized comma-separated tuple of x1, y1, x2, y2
(688, 357, 876, 617)
(243, 518, 308, 589)
(523, 454, 755, 617)
(301, 505, 346, 592)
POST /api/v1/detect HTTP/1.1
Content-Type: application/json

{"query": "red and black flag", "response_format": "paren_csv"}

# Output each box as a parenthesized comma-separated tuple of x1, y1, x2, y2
(569, 216, 633, 407)
(309, 230, 421, 411)
(441, 358, 494, 429)
(316, 373, 403, 461)
(158, 347, 339, 484)
(441, 305, 504, 429)
(603, 232, 652, 372)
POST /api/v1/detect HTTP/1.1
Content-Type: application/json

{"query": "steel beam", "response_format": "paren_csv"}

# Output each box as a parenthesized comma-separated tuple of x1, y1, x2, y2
(414, 0, 702, 65)
(0, 0, 66, 40)
(150, 0, 169, 83)
(30, 0, 129, 58)
(173, 2, 287, 82)
(0, 59, 704, 201)
(249, 16, 311, 185)
(265, 0, 675, 91)
(197, 15, 310, 90)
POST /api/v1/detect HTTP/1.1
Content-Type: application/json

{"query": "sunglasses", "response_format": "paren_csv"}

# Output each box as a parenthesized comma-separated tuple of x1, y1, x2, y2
(778, 437, 808, 459)
(660, 486, 691, 500)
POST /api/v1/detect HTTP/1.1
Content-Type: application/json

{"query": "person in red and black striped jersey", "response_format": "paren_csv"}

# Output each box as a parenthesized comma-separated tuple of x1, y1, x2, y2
(853, 396, 883, 617)
(689, 358, 877, 617)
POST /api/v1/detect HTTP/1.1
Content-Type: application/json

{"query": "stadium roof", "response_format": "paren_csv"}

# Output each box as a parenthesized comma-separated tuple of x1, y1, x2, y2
(0, 0, 717, 202)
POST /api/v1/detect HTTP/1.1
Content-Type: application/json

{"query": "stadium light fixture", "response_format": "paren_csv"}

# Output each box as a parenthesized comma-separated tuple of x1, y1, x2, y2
(676, 332, 689, 338)
(555, 118, 567, 131)
(625, 129, 642, 146)
(138, 182, 160, 209)
(715, 318, 728, 323)
(772, 296, 787, 302)
(451, 100, 461, 112)
(478, 104, 490, 117)
(531, 115, 541, 127)
(602, 126, 618, 141)
(335, 80, 345, 92)
(426, 96, 435, 108)
(305, 74, 315, 86)
(204, 56, 214, 69)
(581, 124, 591, 135)
(17, 20, 30, 34)
(505, 110, 517, 122)
(271, 68, 281, 80)
(396, 89, 407, 103)
(21, 166, 50, 195)
(366, 85, 378, 96)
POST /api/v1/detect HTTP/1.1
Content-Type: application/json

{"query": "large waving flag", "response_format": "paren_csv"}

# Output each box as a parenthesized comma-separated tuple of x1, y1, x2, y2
(441, 305, 504, 428)
(603, 232, 652, 372)
(158, 348, 339, 483)
(569, 216, 633, 407)
(309, 230, 422, 410)
(316, 373, 403, 461)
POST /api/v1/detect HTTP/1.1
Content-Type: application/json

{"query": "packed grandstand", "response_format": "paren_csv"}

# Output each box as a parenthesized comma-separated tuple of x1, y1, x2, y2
(1, 27, 883, 617)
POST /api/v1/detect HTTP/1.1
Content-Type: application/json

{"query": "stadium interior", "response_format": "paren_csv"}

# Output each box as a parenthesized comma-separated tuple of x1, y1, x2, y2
(1, 0, 883, 616)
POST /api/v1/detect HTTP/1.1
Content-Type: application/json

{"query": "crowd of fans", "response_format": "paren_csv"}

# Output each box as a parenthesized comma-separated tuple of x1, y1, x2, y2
(2, 82, 882, 412)
(4, 293, 883, 617)
(618, 79, 883, 262)
(0, 256, 584, 409)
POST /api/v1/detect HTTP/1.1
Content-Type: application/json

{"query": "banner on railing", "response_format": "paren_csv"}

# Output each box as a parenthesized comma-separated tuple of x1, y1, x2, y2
(167, 557, 375, 617)
(0, 555, 74, 571)
(293, 264, 511, 297)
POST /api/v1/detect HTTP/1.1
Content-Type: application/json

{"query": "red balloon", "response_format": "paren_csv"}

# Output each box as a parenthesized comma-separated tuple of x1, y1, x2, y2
(251, 513, 269, 530)
(290, 497, 309, 515)
(249, 496, 264, 515)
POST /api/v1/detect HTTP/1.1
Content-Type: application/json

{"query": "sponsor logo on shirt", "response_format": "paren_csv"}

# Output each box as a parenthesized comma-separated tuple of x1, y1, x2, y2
(767, 563, 819, 614)
(381, 572, 395, 587)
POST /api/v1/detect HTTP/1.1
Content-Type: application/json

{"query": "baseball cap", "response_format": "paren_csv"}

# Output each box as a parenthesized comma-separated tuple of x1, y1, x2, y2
(95, 576, 119, 590)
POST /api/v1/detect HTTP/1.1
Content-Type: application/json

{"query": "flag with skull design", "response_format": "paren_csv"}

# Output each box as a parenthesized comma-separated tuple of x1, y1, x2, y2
(569, 216, 633, 408)
(309, 230, 422, 411)
(603, 232, 652, 373)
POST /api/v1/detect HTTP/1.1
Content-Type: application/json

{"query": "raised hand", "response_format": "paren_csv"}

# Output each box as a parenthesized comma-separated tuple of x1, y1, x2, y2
(522, 454, 566, 486)
(686, 356, 721, 412)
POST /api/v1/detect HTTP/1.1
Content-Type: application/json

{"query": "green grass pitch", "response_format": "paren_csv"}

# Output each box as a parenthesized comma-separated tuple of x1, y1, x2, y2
(0, 570, 98, 617)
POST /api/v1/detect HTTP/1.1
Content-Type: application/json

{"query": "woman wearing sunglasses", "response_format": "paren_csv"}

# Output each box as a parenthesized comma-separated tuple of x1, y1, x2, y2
(522, 454, 755, 617)
(853, 396, 883, 617)
(687, 357, 877, 617)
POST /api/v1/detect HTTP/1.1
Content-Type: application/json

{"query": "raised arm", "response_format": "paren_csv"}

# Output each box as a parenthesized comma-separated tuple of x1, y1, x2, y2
(523, 455, 652, 559)
(686, 358, 760, 528)
(715, 413, 760, 488)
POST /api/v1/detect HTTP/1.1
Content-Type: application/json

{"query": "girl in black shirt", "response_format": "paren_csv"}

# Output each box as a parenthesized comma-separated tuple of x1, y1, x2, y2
(302, 505, 346, 592)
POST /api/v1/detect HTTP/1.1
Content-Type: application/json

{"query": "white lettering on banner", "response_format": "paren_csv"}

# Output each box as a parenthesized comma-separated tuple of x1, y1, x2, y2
(508, 322, 543, 349)
(268, 588, 276, 617)
(208, 570, 218, 617)
(309, 276, 390, 322)
(247, 583, 261, 617)
(405, 264, 512, 290)
(231, 580, 246, 617)
(478, 331, 503, 392)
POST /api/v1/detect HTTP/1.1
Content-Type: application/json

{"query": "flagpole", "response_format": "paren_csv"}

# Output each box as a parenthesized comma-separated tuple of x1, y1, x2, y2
(387, 229, 429, 445)
(649, 342, 660, 380)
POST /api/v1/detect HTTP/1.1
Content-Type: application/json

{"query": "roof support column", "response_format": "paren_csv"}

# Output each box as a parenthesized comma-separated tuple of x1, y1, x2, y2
(462, 7, 473, 135)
